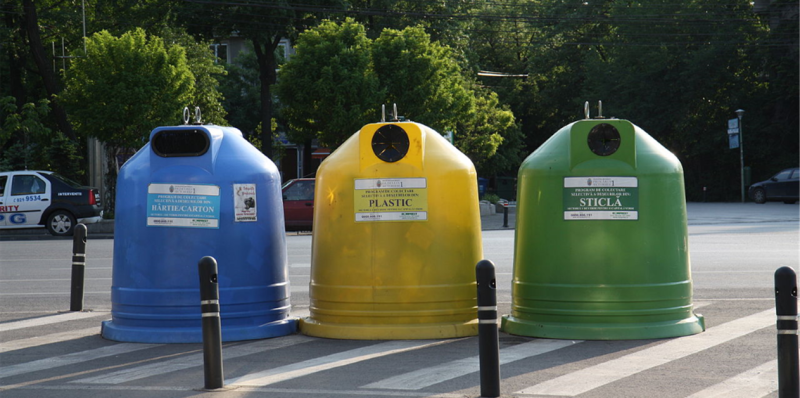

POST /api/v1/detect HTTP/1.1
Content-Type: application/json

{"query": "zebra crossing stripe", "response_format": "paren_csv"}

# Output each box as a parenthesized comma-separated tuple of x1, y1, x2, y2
(0, 327, 99, 353)
(684, 359, 778, 398)
(363, 339, 580, 390)
(0, 343, 158, 379)
(228, 339, 457, 387)
(7, 384, 467, 396)
(0, 312, 102, 332)
(73, 334, 314, 384)
(515, 308, 775, 397)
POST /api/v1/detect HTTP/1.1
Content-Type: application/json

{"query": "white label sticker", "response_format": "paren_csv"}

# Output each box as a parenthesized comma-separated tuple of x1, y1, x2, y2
(354, 178, 428, 222)
(234, 183, 257, 222)
(146, 183, 220, 228)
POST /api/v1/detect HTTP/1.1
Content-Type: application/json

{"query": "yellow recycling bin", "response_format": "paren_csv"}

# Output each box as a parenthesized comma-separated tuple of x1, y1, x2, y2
(299, 121, 482, 339)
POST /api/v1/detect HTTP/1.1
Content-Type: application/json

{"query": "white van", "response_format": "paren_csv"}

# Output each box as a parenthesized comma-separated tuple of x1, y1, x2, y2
(0, 170, 103, 236)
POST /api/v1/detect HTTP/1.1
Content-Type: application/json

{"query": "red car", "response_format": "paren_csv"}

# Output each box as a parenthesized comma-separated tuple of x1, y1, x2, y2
(282, 178, 315, 231)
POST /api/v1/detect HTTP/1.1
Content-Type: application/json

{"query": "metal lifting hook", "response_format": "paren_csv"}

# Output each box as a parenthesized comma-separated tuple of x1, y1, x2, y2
(584, 101, 605, 119)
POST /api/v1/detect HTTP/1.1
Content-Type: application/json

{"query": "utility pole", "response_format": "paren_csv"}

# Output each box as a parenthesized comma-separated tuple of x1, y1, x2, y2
(736, 109, 745, 203)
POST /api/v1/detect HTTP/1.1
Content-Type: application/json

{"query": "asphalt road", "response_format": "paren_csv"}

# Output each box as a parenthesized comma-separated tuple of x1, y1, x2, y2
(0, 203, 798, 398)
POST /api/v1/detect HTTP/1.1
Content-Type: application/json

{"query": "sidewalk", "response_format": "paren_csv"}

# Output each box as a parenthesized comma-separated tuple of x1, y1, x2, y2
(1, 202, 797, 239)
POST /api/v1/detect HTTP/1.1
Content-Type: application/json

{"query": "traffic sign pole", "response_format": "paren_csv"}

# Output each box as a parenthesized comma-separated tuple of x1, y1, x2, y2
(736, 110, 745, 203)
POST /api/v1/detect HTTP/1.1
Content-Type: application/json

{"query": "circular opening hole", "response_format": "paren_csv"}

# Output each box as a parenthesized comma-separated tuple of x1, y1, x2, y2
(372, 125, 410, 163)
(587, 123, 621, 156)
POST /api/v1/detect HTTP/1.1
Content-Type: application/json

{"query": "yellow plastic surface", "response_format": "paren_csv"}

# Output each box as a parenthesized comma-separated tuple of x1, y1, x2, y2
(300, 122, 482, 339)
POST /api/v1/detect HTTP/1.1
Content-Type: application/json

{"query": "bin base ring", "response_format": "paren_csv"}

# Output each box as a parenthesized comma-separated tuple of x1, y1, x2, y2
(101, 318, 298, 343)
(500, 314, 705, 340)
(299, 317, 478, 340)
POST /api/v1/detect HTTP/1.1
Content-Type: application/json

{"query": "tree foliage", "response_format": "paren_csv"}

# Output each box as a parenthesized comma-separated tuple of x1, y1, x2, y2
(372, 26, 474, 134)
(62, 28, 194, 149)
(276, 19, 382, 147)
(219, 45, 262, 135)
(176, 0, 346, 158)
(0, 97, 83, 177)
(277, 19, 516, 169)
(61, 28, 195, 213)
(160, 27, 228, 125)
(1, 0, 796, 201)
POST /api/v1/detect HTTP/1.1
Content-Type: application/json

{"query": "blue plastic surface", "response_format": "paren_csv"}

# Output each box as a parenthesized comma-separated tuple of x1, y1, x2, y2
(102, 125, 297, 343)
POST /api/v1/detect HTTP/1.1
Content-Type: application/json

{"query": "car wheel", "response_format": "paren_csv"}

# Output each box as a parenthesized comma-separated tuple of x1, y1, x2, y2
(752, 188, 766, 204)
(47, 210, 76, 236)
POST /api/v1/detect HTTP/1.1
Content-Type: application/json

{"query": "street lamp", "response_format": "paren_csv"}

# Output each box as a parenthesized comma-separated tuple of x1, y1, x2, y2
(735, 109, 745, 203)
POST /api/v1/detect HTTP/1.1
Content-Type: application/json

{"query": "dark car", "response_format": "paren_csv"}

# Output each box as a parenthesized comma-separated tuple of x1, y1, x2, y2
(282, 178, 315, 231)
(0, 170, 103, 236)
(748, 167, 799, 204)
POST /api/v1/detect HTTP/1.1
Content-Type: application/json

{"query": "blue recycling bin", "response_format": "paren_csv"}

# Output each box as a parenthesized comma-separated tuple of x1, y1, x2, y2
(101, 125, 297, 343)
(478, 178, 489, 197)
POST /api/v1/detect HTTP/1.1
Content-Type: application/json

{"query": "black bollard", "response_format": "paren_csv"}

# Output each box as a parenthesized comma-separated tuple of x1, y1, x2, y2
(70, 224, 88, 311)
(198, 256, 224, 390)
(476, 259, 500, 398)
(775, 266, 799, 398)
(502, 205, 509, 228)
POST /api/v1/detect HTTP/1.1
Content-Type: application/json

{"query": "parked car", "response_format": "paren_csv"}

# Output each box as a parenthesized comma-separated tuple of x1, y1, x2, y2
(0, 170, 103, 236)
(748, 167, 799, 204)
(282, 178, 315, 231)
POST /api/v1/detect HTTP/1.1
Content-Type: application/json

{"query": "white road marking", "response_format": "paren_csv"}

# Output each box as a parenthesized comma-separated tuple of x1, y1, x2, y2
(0, 312, 103, 332)
(74, 334, 313, 384)
(0, 343, 158, 379)
(0, 278, 111, 282)
(0, 292, 108, 296)
(685, 359, 779, 398)
(2, 384, 466, 397)
(515, 308, 775, 397)
(364, 339, 579, 390)
(0, 327, 99, 353)
(228, 340, 456, 387)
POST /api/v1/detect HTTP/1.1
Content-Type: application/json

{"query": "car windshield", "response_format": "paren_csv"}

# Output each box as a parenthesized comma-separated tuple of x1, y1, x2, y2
(49, 172, 84, 188)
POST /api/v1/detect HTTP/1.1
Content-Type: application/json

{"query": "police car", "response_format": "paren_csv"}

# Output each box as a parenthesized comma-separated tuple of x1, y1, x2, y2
(0, 170, 103, 236)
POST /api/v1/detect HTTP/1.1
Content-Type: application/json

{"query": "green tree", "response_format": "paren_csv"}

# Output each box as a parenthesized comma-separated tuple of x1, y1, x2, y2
(0, 97, 83, 177)
(372, 25, 475, 134)
(277, 19, 516, 172)
(0, 96, 51, 170)
(61, 28, 195, 213)
(177, 0, 346, 159)
(160, 27, 228, 125)
(576, 0, 784, 200)
(276, 19, 383, 148)
(2, 0, 182, 184)
(219, 46, 262, 135)
(455, 89, 523, 176)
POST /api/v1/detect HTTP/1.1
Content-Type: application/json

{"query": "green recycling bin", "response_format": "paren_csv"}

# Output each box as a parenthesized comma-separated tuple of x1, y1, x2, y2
(500, 116, 705, 340)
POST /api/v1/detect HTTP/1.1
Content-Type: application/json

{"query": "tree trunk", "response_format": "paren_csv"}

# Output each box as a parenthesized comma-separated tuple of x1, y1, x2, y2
(5, 6, 25, 108)
(21, 0, 77, 141)
(104, 146, 119, 216)
(252, 36, 281, 160)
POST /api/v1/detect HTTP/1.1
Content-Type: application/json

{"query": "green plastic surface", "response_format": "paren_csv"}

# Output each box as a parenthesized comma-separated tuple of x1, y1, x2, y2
(501, 119, 705, 340)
